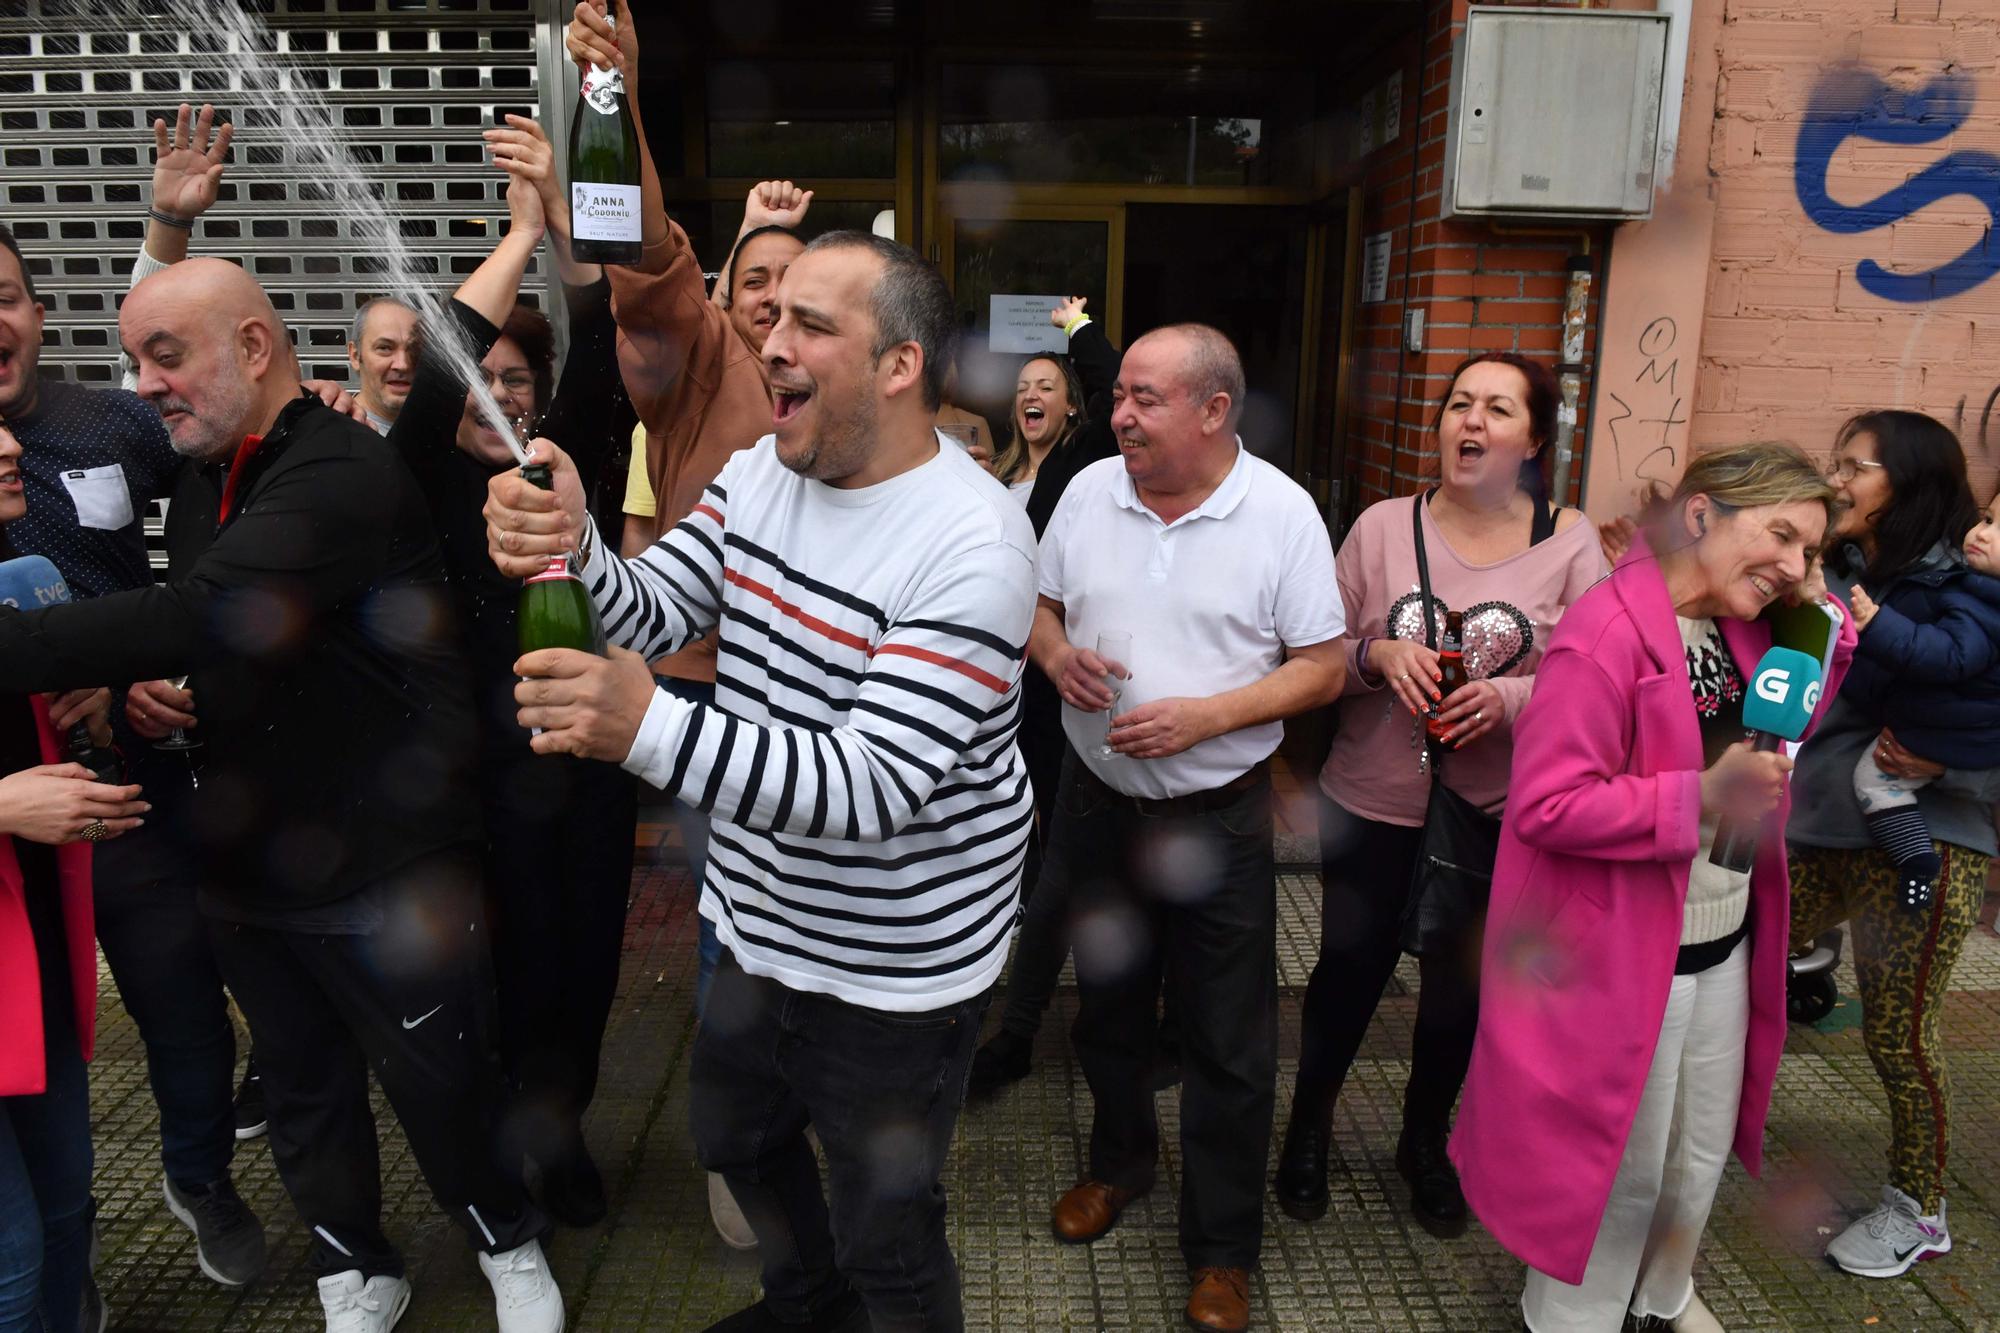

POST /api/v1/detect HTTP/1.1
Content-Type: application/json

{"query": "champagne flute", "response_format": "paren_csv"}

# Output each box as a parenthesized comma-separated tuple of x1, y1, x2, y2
(1094, 631, 1132, 759)
(152, 675, 202, 753)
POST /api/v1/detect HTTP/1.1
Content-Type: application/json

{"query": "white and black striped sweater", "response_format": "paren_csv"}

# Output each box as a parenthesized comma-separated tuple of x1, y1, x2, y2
(582, 436, 1041, 1011)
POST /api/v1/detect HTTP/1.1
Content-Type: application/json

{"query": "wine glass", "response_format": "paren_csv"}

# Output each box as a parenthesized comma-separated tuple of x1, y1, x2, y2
(1094, 631, 1132, 759)
(152, 675, 202, 753)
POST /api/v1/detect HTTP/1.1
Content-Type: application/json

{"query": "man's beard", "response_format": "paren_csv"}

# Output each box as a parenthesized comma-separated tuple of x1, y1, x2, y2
(160, 380, 256, 462)
(780, 388, 877, 483)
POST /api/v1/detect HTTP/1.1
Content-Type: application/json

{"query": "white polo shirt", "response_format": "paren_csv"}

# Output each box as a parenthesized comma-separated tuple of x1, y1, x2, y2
(1038, 445, 1344, 800)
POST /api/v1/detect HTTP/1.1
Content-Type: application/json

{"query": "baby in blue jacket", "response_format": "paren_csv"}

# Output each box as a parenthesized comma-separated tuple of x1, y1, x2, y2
(1848, 492, 2000, 913)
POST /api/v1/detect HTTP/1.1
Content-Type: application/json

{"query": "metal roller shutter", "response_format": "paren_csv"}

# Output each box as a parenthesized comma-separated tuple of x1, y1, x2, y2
(0, 0, 564, 569)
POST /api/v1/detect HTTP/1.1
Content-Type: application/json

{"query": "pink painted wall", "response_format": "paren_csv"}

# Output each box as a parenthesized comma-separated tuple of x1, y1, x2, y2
(1587, 0, 2000, 517)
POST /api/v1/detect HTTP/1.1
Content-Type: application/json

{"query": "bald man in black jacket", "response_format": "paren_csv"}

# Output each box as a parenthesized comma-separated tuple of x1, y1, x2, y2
(0, 259, 564, 1331)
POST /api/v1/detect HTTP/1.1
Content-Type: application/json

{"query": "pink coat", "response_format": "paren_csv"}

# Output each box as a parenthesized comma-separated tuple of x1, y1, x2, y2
(1449, 549, 1854, 1284)
(0, 696, 97, 1097)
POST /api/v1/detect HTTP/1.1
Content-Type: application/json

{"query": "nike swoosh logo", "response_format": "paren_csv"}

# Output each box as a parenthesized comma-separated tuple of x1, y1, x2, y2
(401, 1004, 444, 1030)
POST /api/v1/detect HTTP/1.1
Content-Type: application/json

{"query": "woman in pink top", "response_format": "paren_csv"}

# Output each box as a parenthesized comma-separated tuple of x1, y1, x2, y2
(1274, 353, 1606, 1234)
(1451, 446, 1851, 1332)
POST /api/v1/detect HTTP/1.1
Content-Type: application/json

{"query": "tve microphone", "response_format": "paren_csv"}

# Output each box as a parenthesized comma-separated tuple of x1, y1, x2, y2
(0, 554, 123, 783)
(1709, 646, 1823, 872)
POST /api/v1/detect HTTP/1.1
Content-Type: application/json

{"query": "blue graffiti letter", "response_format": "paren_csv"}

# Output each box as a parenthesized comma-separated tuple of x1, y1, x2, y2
(1795, 68, 2000, 303)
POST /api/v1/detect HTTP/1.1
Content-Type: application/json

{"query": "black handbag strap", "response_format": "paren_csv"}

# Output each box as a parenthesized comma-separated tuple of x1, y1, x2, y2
(1412, 489, 1438, 650)
(1531, 495, 1557, 545)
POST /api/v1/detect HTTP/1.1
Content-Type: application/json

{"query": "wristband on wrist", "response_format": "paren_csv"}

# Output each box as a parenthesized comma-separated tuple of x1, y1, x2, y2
(1062, 313, 1091, 337)
(147, 207, 195, 229)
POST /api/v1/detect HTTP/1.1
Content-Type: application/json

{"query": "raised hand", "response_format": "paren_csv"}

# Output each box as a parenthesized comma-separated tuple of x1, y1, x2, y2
(745, 180, 814, 231)
(1049, 295, 1087, 330)
(504, 166, 547, 238)
(150, 102, 233, 221)
(486, 115, 564, 237)
(566, 0, 637, 81)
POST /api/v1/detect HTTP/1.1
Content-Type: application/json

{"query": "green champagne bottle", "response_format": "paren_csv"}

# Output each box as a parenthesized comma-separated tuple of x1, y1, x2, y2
(568, 0, 643, 266)
(517, 463, 608, 659)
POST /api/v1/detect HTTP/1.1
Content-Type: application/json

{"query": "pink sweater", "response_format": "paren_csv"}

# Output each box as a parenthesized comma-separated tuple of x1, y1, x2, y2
(1318, 494, 1606, 825)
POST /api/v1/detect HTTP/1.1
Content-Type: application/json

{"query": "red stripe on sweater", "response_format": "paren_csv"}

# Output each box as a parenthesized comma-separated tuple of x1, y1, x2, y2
(875, 642, 1008, 694)
(721, 569, 1008, 692)
(723, 569, 872, 654)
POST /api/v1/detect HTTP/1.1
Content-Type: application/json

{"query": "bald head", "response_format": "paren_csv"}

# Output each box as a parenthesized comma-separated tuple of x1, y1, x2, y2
(1129, 323, 1244, 426)
(122, 258, 300, 461)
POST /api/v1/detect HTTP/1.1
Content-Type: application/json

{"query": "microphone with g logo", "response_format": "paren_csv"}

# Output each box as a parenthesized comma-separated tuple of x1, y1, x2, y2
(1710, 646, 1823, 873)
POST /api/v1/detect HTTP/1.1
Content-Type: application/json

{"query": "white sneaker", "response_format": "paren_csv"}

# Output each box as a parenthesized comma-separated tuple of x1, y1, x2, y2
(708, 1171, 759, 1250)
(1826, 1185, 1951, 1277)
(478, 1238, 565, 1333)
(1672, 1291, 1724, 1332)
(317, 1270, 411, 1333)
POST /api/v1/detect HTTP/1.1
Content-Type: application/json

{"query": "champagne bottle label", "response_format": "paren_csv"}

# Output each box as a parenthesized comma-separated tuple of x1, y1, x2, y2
(580, 62, 625, 116)
(525, 553, 574, 585)
(572, 182, 641, 242)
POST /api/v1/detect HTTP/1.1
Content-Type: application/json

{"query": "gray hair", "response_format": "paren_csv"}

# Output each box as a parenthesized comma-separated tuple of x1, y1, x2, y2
(1154, 322, 1245, 422)
(800, 231, 957, 412)
(349, 296, 415, 347)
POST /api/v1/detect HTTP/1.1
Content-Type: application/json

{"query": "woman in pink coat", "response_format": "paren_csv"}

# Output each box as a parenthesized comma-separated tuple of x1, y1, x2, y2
(1450, 444, 1855, 1333)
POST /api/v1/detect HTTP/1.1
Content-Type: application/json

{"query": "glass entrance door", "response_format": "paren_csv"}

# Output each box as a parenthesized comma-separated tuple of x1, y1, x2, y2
(936, 201, 1125, 428)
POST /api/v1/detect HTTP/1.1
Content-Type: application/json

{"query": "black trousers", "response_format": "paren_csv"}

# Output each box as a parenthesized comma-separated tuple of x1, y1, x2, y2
(1291, 793, 1481, 1134)
(481, 749, 638, 1169)
(91, 785, 238, 1191)
(1057, 751, 1277, 1271)
(691, 952, 987, 1332)
(207, 850, 542, 1279)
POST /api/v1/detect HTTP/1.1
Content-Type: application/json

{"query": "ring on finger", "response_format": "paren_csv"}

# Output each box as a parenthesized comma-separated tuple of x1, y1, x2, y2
(80, 819, 109, 844)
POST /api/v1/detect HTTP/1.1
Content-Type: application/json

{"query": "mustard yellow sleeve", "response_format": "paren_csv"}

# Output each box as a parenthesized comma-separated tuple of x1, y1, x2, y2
(622, 423, 656, 518)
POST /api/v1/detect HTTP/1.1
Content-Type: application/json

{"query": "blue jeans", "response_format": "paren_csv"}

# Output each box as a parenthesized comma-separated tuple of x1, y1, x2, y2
(0, 995, 93, 1333)
(654, 676, 720, 1016)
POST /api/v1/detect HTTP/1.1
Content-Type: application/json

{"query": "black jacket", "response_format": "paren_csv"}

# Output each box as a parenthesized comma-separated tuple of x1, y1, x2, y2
(1835, 541, 2000, 767)
(0, 395, 480, 912)
(392, 288, 622, 759)
(1023, 318, 1122, 539)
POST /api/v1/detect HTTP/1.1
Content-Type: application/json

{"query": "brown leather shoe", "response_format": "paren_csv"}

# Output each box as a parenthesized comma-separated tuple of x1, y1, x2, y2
(1050, 1179, 1147, 1244)
(1185, 1267, 1251, 1332)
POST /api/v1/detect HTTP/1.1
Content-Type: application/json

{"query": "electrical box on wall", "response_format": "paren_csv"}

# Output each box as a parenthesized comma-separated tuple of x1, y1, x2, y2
(1443, 6, 1670, 221)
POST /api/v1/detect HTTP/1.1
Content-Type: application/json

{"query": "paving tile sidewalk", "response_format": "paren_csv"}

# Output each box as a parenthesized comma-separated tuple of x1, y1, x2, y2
(83, 858, 1999, 1330)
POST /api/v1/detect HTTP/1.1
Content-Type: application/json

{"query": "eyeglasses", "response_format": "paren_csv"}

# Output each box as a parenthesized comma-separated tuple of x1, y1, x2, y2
(481, 370, 537, 399)
(1826, 457, 1885, 483)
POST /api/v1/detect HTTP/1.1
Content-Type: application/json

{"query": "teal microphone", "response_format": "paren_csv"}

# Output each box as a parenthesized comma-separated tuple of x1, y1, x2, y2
(1710, 646, 1822, 872)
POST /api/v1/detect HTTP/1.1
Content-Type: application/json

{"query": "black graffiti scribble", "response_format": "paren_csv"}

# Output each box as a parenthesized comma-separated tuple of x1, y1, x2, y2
(1608, 316, 1688, 486)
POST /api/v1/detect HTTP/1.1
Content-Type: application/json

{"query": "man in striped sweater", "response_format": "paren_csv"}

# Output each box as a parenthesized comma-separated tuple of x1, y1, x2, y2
(484, 231, 1038, 1333)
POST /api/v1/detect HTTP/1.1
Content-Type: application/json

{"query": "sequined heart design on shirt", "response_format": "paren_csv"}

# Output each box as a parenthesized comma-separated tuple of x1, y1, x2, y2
(1385, 591, 1535, 679)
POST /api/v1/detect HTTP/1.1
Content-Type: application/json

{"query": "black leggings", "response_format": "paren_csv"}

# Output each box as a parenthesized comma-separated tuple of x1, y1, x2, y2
(1291, 793, 1481, 1133)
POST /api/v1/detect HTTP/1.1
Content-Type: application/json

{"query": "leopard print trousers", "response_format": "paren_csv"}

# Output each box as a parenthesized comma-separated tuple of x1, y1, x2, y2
(1788, 841, 1986, 1213)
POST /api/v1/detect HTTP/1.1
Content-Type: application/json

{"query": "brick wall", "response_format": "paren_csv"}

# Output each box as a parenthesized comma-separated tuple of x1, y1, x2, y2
(1689, 0, 2000, 498)
(1342, 0, 1611, 517)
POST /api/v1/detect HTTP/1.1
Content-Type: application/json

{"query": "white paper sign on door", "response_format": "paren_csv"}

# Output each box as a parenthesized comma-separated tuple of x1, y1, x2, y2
(989, 295, 1071, 354)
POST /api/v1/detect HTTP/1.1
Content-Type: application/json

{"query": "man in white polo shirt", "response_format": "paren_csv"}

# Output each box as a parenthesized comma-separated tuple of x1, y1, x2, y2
(1035, 323, 1344, 1333)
